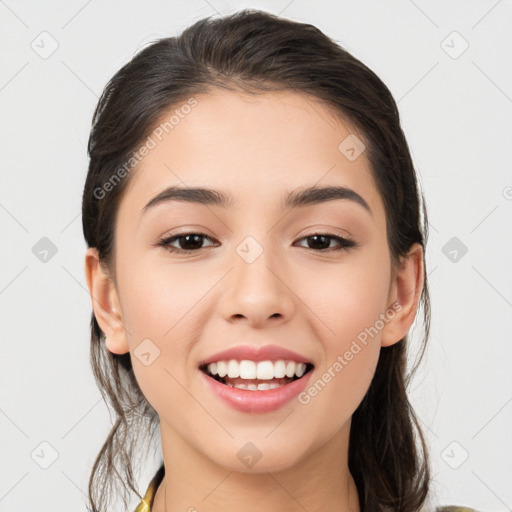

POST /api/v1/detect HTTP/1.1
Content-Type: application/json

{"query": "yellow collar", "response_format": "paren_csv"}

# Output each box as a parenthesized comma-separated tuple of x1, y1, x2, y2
(133, 465, 165, 512)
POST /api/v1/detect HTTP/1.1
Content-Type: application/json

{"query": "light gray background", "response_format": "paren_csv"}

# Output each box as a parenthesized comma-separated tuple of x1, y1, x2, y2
(1, 0, 511, 511)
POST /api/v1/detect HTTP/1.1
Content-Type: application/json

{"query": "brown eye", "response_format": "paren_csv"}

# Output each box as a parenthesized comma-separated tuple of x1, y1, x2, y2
(158, 233, 217, 254)
(157, 232, 356, 255)
(295, 233, 356, 252)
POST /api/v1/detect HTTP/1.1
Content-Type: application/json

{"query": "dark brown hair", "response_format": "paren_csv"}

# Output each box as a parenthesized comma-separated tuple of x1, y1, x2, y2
(82, 9, 431, 511)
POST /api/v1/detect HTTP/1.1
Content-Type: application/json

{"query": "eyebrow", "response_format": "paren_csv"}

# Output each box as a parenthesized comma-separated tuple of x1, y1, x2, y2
(142, 185, 372, 215)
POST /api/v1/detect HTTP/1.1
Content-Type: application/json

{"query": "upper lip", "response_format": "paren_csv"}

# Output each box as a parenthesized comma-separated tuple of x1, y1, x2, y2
(199, 344, 314, 367)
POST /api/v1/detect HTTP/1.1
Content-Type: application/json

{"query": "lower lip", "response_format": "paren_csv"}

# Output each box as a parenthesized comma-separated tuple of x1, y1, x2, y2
(199, 368, 313, 414)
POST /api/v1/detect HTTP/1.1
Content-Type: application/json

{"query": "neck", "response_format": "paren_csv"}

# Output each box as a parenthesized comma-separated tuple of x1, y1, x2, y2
(152, 420, 360, 512)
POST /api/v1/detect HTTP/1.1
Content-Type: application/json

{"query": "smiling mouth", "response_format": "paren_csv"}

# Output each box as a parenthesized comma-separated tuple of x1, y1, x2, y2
(199, 362, 315, 391)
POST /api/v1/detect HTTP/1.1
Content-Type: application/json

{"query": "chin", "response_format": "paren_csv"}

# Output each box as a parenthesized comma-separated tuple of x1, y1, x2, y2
(207, 441, 311, 475)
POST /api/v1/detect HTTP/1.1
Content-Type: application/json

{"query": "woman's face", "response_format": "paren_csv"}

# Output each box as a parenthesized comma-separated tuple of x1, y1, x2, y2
(93, 88, 411, 473)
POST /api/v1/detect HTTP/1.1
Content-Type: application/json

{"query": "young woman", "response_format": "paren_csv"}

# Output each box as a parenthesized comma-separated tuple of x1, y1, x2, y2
(82, 9, 477, 512)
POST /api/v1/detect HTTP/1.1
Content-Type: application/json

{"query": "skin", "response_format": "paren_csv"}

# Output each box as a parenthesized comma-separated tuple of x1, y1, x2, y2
(85, 88, 424, 512)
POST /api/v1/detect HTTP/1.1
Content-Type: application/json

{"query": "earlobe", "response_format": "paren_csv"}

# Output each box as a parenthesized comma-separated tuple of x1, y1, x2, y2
(380, 243, 425, 348)
(84, 248, 130, 355)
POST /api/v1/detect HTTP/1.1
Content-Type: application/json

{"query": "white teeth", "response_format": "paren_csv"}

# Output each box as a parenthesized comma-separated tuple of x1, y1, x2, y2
(231, 381, 284, 391)
(256, 361, 274, 380)
(273, 360, 286, 378)
(227, 359, 240, 378)
(239, 360, 256, 379)
(285, 361, 295, 378)
(295, 362, 306, 377)
(205, 359, 308, 380)
(216, 361, 228, 378)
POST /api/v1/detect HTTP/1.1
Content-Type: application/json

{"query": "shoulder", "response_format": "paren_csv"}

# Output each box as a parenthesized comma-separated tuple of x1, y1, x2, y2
(435, 507, 481, 512)
(415, 501, 480, 512)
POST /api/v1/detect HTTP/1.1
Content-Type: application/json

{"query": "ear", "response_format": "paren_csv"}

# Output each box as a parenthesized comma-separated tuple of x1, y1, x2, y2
(380, 243, 425, 348)
(84, 247, 130, 355)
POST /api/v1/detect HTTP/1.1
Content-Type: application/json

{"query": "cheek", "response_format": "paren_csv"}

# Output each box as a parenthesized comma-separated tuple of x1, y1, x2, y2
(117, 248, 207, 342)
(115, 254, 211, 409)
(299, 344, 379, 446)
(303, 250, 391, 341)
(296, 254, 389, 427)
(299, 288, 384, 440)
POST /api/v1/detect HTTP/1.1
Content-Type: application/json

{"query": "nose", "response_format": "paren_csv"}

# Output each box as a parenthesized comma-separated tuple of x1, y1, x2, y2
(218, 240, 295, 327)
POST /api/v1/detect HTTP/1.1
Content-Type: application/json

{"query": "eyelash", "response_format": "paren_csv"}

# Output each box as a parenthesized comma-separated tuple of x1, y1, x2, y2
(156, 232, 357, 254)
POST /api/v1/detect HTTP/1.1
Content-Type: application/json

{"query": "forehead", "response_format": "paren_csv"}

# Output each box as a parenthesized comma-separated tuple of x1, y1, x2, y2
(119, 88, 384, 221)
